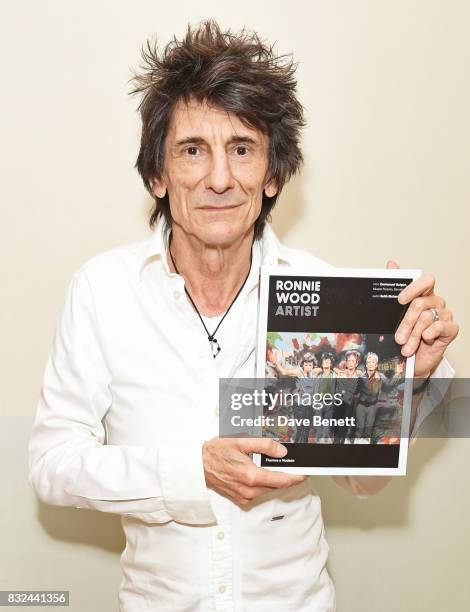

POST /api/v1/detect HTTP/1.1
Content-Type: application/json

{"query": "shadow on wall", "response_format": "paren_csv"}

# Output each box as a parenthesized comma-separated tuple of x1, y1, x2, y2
(37, 503, 125, 554)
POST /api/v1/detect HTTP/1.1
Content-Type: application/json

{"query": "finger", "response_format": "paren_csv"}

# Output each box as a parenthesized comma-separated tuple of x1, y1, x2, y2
(236, 437, 288, 458)
(386, 260, 400, 269)
(234, 474, 308, 505)
(395, 296, 446, 345)
(212, 482, 261, 507)
(235, 483, 277, 500)
(400, 309, 436, 356)
(215, 473, 302, 508)
(243, 465, 307, 489)
(398, 273, 435, 305)
(399, 303, 451, 353)
(215, 448, 305, 490)
(205, 454, 279, 502)
(227, 469, 303, 502)
(421, 320, 459, 345)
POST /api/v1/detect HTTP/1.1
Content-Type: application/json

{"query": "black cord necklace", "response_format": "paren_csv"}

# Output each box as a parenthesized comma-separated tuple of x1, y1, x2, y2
(168, 233, 254, 358)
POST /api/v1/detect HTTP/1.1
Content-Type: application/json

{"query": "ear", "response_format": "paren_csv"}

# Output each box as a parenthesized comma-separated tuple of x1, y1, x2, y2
(151, 177, 167, 199)
(264, 178, 278, 198)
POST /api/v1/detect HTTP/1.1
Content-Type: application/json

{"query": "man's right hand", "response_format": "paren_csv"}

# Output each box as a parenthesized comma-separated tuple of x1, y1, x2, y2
(202, 437, 307, 506)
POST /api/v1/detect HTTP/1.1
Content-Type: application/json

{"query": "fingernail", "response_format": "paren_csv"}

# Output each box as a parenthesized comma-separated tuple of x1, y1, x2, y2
(396, 333, 405, 343)
(276, 444, 288, 457)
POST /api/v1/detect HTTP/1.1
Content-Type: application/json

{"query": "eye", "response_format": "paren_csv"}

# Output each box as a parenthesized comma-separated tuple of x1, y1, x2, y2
(186, 146, 199, 156)
(235, 145, 248, 156)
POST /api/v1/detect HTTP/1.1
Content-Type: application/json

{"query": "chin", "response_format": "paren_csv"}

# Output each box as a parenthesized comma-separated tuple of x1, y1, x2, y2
(196, 218, 254, 247)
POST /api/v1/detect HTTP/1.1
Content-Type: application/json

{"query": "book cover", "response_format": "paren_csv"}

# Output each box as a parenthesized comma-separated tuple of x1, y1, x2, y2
(254, 267, 421, 475)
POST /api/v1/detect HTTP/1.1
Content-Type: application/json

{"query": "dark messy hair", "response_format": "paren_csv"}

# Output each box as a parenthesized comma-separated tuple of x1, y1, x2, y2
(320, 352, 336, 366)
(300, 351, 317, 367)
(130, 19, 305, 239)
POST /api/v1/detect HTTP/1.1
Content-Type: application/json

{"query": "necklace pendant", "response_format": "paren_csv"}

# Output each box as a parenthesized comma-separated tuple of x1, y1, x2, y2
(209, 337, 221, 358)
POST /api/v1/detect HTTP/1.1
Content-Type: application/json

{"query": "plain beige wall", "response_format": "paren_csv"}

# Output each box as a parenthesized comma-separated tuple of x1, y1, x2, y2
(1, 1, 469, 610)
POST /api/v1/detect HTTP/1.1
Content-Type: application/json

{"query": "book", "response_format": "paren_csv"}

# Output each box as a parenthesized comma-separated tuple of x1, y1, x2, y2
(254, 267, 420, 475)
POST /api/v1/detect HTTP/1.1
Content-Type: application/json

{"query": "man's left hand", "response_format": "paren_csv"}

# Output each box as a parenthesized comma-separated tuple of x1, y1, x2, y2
(387, 261, 459, 378)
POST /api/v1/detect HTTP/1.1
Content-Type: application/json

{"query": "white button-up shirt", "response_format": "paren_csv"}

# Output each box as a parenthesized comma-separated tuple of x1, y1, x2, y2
(28, 217, 453, 611)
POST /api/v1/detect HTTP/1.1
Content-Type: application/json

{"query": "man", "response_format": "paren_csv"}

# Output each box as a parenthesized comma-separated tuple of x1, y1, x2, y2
(268, 349, 318, 379)
(267, 351, 319, 443)
(312, 353, 337, 443)
(28, 21, 459, 611)
(354, 353, 404, 442)
(334, 350, 364, 443)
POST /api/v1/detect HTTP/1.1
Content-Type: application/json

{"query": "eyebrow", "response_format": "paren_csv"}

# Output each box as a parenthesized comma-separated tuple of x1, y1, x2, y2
(174, 135, 260, 147)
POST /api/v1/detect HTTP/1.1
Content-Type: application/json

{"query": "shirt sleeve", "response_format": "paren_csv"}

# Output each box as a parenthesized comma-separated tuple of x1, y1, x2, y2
(28, 271, 216, 525)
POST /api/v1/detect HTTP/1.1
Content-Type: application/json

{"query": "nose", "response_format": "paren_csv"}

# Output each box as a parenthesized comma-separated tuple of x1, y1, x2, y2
(205, 149, 235, 194)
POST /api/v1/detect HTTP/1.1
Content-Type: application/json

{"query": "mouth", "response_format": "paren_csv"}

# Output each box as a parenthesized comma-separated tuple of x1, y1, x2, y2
(198, 203, 242, 211)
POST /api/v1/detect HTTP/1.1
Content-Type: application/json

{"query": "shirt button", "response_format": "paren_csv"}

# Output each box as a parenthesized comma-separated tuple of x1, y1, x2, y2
(217, 531, 225, 540)
(218, 585, 226, 594)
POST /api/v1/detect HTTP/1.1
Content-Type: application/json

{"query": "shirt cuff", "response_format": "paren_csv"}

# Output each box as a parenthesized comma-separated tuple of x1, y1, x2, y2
(159, 442, 216, 525)
(410, 356, 455, 439)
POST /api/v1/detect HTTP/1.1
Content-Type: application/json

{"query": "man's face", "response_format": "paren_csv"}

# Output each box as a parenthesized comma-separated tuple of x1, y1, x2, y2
(366, 357, 378, 373)
(322, 358, 332, 371)
(346, 355, 358, 370)
(303, 361, 314, 374)
(152, 98, 277, 246)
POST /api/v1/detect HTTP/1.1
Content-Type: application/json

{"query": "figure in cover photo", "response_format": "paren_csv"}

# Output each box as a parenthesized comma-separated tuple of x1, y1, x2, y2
(265, 332, 405, 446)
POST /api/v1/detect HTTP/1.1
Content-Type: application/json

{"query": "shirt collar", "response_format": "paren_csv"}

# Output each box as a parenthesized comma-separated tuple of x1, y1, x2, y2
(139, 215, 289, 279)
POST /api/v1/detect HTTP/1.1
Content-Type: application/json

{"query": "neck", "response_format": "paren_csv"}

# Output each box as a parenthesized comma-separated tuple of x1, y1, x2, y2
(168, 223, 254, 316)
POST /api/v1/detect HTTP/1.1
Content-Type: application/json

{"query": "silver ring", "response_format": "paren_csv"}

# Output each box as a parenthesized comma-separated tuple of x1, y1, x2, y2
(430, 307, 439, 321)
